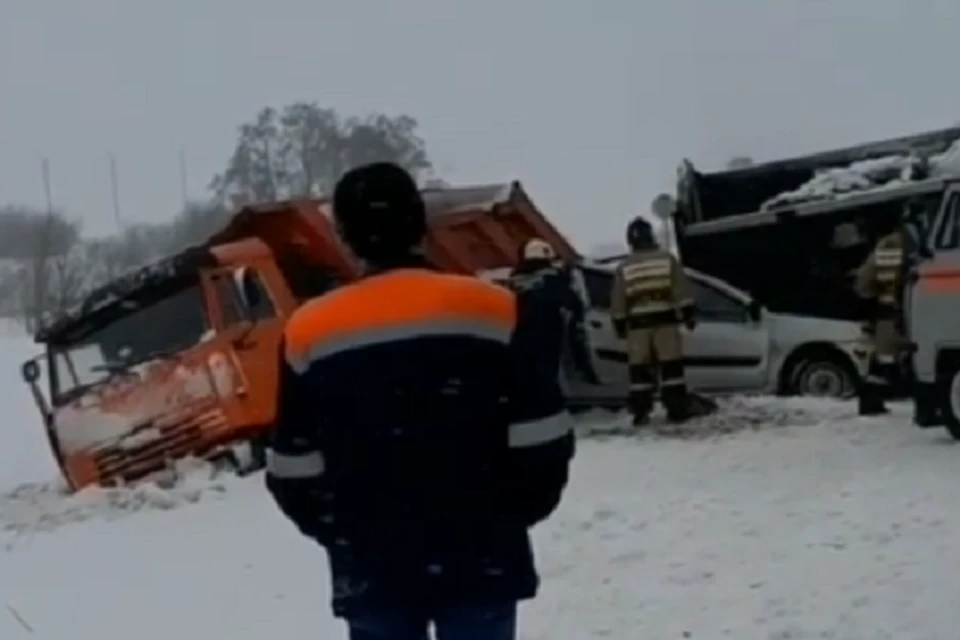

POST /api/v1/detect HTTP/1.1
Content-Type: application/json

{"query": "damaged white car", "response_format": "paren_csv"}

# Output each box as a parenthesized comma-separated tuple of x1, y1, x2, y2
(483, 261, 866, 408)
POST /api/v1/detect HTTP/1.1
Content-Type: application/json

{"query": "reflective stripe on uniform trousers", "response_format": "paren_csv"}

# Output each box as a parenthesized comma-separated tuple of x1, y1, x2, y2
(267, 449, 326, 478)
(508, 411, 574, 448)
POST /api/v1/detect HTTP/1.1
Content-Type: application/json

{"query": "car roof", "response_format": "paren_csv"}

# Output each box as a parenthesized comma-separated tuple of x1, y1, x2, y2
(477, 258, 752, 304)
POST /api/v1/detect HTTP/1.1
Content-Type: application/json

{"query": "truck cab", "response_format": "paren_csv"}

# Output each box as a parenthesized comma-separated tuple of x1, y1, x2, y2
(906, 180, 960, 437)
(672, 125, 960, 320)
(21, 241, 319, 490)
(21, 183, 576, 491)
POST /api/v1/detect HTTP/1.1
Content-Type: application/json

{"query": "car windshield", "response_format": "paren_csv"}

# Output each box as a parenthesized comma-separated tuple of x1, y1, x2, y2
(49, 284, 210, 402)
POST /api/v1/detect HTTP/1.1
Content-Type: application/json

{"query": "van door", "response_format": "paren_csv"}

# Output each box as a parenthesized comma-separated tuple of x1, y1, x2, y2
(203, 266, 285, 435)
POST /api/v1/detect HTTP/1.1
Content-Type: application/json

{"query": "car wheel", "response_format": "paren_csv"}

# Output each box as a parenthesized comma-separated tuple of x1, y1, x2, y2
(787, 356, 857, 399)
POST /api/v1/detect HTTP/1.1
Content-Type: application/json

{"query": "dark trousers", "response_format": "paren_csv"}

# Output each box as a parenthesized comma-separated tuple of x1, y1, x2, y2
(858, 356, 893, 416)
(346, 601, 517, 640)
(629, 359, 689, 422)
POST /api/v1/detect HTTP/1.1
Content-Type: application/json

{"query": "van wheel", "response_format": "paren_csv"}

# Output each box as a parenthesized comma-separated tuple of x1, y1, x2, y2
(784, 353, 857, 399)
(937, 363, 960, 440)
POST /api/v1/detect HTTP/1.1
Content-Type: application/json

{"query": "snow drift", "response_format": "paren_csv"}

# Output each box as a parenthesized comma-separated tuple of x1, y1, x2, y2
(4, 325, 960, 639)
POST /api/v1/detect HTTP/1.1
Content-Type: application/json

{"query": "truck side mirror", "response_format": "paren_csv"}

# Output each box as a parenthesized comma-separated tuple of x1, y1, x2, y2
(747, 299, 762, 322)
(21, 359, 40, 383)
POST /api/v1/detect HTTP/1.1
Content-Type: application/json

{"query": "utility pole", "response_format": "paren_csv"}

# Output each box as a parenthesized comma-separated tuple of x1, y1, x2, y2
(179, 147, 188, 208)
(108, 152, 122, 230)
(40, 158, 54, 214)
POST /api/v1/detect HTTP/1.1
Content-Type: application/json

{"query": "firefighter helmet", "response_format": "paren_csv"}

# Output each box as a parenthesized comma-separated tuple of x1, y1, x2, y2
(521, 237, 557, 261)
(626, 216, 655, 250)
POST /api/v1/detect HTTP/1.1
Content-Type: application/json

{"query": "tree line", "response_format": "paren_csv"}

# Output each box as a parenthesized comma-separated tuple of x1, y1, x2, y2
(0, 102, 437, 331)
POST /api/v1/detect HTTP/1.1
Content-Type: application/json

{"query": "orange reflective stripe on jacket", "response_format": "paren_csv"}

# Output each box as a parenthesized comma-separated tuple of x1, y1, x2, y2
(283, 268, 518, 373)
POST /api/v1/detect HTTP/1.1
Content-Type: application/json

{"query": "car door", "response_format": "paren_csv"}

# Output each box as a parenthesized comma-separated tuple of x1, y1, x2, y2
(683, 275, 770, 391)
(568, 266, 628, 406)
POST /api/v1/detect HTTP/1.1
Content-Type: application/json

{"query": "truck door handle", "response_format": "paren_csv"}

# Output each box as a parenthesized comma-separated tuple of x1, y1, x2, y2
(589, 320, 603, 328)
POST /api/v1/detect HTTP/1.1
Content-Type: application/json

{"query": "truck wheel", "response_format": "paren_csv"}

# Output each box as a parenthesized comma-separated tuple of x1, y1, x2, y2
(785, 354, 857, 399)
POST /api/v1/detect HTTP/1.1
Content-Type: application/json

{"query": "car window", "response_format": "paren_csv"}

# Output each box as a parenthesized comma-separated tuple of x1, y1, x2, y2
(689, 279, 748, 323)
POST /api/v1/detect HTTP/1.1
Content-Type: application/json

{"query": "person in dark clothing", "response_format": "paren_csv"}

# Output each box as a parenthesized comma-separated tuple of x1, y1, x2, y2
(264, 162, 575, 640)
(507, 238, 600, 386)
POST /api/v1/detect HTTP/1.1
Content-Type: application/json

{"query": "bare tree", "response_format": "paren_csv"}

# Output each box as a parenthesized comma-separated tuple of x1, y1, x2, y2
(18, 209, 85, 333)
(211, 103, 435, 205)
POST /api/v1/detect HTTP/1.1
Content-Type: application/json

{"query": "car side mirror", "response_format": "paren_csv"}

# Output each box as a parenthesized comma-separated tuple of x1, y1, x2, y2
(747, 299, 762, 322)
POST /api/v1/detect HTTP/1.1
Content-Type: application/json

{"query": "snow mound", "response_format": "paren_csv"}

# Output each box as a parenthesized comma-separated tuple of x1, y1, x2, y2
(761, 138, 960, 210)
(576, 395, 855, 439)
(0, 396, 857, 543)
(0, 458, 233, 545)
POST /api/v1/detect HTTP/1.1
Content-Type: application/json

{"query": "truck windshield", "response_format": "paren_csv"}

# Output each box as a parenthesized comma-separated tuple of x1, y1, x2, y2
(49, 284, 210, 403)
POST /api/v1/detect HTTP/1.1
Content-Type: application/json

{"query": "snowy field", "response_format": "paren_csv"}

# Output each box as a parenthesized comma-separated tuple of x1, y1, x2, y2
(2, 325, 960, 639)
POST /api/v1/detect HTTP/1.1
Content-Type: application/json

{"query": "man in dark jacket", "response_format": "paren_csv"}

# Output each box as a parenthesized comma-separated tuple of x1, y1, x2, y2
(265, 162, 575, 640)
(507, 238, 601, 386)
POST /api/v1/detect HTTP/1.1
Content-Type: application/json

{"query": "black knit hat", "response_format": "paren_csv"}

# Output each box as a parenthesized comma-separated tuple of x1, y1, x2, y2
(332, 162, 427, 261)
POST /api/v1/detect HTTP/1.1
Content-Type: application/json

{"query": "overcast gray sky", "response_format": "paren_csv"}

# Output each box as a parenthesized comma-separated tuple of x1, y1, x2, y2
(2, 0, 959, 247)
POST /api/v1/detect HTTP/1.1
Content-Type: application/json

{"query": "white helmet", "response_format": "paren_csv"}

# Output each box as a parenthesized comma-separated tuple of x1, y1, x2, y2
(521, 237, 557, 261)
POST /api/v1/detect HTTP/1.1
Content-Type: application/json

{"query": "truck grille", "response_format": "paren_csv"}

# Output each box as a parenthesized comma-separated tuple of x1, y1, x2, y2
(93, 401, 230, 485)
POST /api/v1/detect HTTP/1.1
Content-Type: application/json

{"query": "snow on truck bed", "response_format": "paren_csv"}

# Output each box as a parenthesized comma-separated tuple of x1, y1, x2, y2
(761, 137, 960, 210)
(2, 326, 960, 638)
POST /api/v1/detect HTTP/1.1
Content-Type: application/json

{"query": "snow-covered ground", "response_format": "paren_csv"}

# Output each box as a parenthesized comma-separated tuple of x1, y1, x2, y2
(2, 326, 960, 639)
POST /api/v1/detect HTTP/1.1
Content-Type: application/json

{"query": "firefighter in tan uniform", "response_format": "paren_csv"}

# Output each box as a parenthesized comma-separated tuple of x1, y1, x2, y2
(854, 227, 906, 416)
(611, 217, 710, 425)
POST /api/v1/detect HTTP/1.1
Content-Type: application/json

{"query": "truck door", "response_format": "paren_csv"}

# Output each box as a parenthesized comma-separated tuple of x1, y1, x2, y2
(909, 183, 960, 383)
(203, 266, 285, 434)
(683, 277, 770, 392)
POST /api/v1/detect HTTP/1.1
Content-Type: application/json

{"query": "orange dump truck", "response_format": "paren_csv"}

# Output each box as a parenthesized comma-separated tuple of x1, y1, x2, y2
(20, 182, 577, 491)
